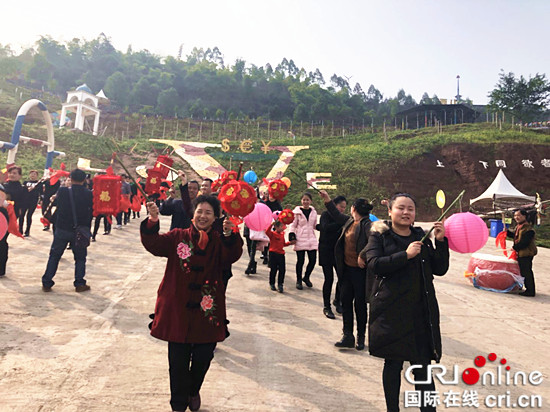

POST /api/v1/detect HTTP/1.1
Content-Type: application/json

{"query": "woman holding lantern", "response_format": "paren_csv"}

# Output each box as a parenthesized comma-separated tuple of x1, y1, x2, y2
(363, 193, 449, 412)
(141, 196, 243, 412)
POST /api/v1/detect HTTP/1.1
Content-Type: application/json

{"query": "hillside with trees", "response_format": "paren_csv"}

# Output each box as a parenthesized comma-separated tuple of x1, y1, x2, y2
(0, 34, 443, 124)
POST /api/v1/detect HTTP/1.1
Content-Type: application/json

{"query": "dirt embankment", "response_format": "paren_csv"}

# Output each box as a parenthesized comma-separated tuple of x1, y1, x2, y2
(369, 143, 549, 220)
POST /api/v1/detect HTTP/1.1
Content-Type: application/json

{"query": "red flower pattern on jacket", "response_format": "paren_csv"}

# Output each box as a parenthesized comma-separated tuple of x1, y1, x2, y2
(200, 295, 214, 311)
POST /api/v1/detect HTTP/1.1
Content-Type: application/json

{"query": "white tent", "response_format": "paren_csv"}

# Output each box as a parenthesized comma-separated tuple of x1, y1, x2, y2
(470, 169, 535, 205)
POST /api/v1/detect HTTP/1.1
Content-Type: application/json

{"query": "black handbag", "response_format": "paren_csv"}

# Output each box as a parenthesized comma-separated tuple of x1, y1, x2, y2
(69, 187, 91, 248)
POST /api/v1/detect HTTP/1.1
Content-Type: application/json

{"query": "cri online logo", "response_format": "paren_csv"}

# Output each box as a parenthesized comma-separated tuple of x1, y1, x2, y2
(405, 352, 544, 386)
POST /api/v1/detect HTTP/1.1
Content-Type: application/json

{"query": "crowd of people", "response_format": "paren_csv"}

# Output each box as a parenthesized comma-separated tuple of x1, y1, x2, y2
(0, 164, 539, 412)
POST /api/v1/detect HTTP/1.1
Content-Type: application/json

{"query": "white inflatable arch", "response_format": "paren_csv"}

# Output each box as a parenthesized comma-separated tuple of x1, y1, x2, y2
(1, 99, 65, 174)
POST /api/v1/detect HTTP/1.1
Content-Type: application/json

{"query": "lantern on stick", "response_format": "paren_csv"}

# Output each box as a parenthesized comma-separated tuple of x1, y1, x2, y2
(145, 169, 163, 195)
(444, 212, 488, 254)
(218, 180, 256, 218)
(93, 169, 122, 216)
(267, 179, 289, 201)
(277, 208, 295, 225)
(154, 155, 174, 178)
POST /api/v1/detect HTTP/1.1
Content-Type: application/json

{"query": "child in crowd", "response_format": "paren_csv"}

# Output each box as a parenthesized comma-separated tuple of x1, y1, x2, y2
(0, 185, 11, 277)
(265, 220, 295, 293)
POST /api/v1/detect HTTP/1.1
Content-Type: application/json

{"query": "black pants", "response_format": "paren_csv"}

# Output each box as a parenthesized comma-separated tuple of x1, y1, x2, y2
(0, 239, 8, 276)
(518, 256, 535, 295)
(92, 215, 111, 238)
(269, 252, 286, 285)
(322, 263, 340, 308)
(14, 204, 24, 231)
(296, 249, 316, 283)
(19, 203, 37, 235)
(168, 342, 216, 411)
(383, 331, 435, 412)
(340, 265, 367, 337)
(247, 239, 257, 264)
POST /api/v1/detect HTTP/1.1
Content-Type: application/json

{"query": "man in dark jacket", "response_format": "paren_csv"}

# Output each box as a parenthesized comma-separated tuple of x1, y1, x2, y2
(41, 169, 93, 293)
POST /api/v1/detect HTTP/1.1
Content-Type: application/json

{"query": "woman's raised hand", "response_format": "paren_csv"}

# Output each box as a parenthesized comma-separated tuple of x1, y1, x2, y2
(319, 190, 331, 203)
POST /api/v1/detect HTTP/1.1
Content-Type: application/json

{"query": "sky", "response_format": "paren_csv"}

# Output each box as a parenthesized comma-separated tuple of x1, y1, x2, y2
(1, 0, 549, 105)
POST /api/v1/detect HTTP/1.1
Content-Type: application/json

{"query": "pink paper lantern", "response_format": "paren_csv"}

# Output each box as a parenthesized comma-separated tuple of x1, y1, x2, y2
(444, 212, 488, 254)
(244, 203, 273, 231)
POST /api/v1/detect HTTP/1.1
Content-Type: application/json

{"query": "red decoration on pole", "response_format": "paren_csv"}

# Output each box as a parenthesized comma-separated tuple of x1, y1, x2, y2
(154, 155, 174, 178)
(145, 169, 163, 195)
(93, 173, 122, 216)
(218, 180, 256, 218)
(277, 209, 295, 225)
(267, 179, 289, 201)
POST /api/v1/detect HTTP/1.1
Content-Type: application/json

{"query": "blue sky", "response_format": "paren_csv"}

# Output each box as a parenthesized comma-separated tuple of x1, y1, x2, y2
(2, 0, 548, 104)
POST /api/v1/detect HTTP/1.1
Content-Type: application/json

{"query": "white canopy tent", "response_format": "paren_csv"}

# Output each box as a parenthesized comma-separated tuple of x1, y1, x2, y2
(470, 169, 535, 212)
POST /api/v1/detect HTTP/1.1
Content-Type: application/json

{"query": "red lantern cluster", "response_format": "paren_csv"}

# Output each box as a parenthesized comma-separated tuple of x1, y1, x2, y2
(218, 180, 256, 217)
(211, 170, 238, 192)
(93, 172, 122, 216)
(277, 209, 295, 225)
(267, 179, 289, 201)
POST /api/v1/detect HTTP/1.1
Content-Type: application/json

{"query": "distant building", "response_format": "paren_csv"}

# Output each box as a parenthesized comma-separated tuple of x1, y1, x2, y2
(59, 84, 109, 135)
(395, 104, 484, 129)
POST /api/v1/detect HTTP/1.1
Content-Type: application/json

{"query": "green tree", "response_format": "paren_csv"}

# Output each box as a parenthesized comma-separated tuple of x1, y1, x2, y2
(488, 71, 550, 122)
(104, 71, 130, 108)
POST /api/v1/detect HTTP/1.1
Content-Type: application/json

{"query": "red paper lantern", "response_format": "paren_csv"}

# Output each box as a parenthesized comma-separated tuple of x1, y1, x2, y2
(154, 155, 174, 179)
(222, 170, 238, 182)
(444, 212, 488, 253)
(218, 180, 256, 217)
(267, 179, 288, 201)
(278, 209, 295, 225)
(93, 174, 122, 216)
(145, 169, 163, 195)
(211, 178, 224, 192)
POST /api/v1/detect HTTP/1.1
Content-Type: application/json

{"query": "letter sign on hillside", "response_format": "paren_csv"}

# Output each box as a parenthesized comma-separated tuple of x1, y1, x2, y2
(150, 139, 308, 180)
(306, 172, 337, 190)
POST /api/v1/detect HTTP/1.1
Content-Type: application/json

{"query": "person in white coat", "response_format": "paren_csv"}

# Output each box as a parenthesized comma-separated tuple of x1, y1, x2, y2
(289, 192, 319, 290)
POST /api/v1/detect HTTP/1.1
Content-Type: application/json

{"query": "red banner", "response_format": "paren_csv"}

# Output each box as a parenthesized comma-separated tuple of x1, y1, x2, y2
(93, 174, 122, 216)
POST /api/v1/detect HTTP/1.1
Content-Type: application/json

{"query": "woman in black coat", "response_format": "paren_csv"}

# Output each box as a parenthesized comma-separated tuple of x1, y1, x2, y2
(364, 193, 449, 412)
(316, 195, 347, 319)
(319, 190, 373, 351)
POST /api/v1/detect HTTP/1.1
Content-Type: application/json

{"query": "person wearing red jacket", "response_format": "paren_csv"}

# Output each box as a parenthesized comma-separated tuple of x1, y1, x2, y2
(265, 220, 295, 293)
(141, 195, 243, 412)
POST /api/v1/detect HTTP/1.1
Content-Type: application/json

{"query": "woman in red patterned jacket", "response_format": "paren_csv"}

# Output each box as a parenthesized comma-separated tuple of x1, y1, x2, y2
(141, 195, 243, 412)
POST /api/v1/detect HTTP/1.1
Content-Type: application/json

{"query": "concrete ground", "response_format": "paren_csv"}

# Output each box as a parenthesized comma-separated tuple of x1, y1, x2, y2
(0, 212, 549, 412)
